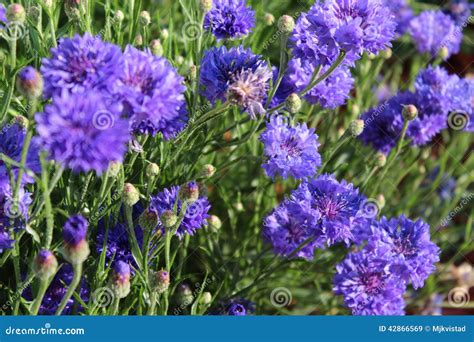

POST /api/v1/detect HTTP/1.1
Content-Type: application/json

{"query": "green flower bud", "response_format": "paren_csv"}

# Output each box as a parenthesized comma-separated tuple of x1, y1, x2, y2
(14, 115, 28, 129)
(43, 0, 53, 9)
(114, 10, 124, 23)
(139, 208, 159, 231)
(264, 13, 275, 26)
(161, 29, 169, 40)
(201, 291, 212, 305)
(146, 163, 160, 178)
(108, 161, 121, 178)
(208, 215, 222, 232)
(160, 210, 177, 228)
(350, 119, 365, 137)
(381, 48, 392, 59)
(179, 182, 199, 203)
(439, 46, 449, 60)
(278, 15, 295, 34)
(176, 283, 193, 307)
(7, 4, 26, 23)
(139, 10, 151, 26)
(63, 240, 90, 265)
(154, 270, 170, 294)
(375, 152, 386, 168)
(285, 93, 302, 114)
(200, 0, 213, 12)
(188, 65, 197, 81)
(150, 39, 163, 57)
(34, 250, 58, 280)
(376, 194, 386, 209)
(402, 104, 418, 121)
(134, 34, 143, 46)
(123, 183, 140, 206)
(202, 164, 216, 178)
(16, 66, 43, 100)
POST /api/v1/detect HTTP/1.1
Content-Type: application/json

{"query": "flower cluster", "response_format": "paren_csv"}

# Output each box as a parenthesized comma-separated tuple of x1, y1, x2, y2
(204, 0, 255, 40)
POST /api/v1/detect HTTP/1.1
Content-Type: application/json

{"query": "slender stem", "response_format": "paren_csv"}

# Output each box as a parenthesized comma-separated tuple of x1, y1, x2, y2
(31, 277, 52, 315)
(40, 154, 55, 249)
(147, 292, 157, 315)
(11, 242, 22, 314)
(112, 296, 120, 315)
(55, 263, 83, 315)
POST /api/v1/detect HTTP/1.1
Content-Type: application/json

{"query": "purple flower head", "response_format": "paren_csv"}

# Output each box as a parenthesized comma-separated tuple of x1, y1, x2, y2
(204, 0, 255, 39)
(293, 174, 366, 247)
(449, 78, 474, 132)
(37, 264, 89, 315)
(200, 46, 271, 118)
(409, 11, 462, 59)
(150, 184, 211, 237)
(277, 58, 354, 109)
(111, 46, 187, 139)
(263, 198, 322, 260)
(260, 115, 321, 180)
(376, 216, 440, 289)
(17, 66, 43, 99)
(0, 177, 33, 235)
(333, 248, 406, 315)
(35, 90, 130, 174)
(63, 215, 88, 247)
(0, 229, 14, 252)
(443, 0, 472, 26)
(382, 0, 413, 34)
(291, 0, 396, 66)
(0, 122, 40, 182)
(0, 4, 7, 23)
(41, 33, 123, 98)
(211, 298, 255, 315)
(36, 249, 55, 266)
(113, 260, 131, 285)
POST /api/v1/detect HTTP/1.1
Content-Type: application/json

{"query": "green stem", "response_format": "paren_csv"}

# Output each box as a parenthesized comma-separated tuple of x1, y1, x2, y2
(31, 277, 52, 315)
(55, 263, 83, 315)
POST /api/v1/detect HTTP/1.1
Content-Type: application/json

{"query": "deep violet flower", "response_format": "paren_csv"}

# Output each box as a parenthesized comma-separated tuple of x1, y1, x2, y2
(382, 0, 414, 35)
(204, 0, 255, 39)
(260, 115, 321, 180)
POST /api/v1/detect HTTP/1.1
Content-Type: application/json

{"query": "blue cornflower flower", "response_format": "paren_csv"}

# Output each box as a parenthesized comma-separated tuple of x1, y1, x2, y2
(333, 248, 406, 315)
(382, 0, 414, 35)
(260, 115, 321, 180)
(149, 184, 211, 237)
(200, 46, 272, 118)
(204, 0, 255, 40)
(35, 90, 130, 174)
(211, 298, 255, 315)
(443, 0, 472, 26)
(41, 33, 123, 98)
(112, 46, 187, 139)
(409, 11, 462, 59)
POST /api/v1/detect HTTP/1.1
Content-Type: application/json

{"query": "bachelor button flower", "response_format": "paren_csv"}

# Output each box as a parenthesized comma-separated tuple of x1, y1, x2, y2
(16, 66, 43, 100)
(111, 260, 131, 299)
(382, 0, 414, 35)
(263, 198, 322, 260)
(376, 216, 440, 289)
(409, 11, 462, 59)
(211, 298, 255, 315)
(62, 214, 90, 264)
(293, 174, 366, 247)
(291, 0, 396, 66)
(443, 0, 472, 26)
(35, 90, 129, 174)
(111, 46, 187, 139)
(276, 58, 354, 109)
(0, 122, 40, 182)
(149, 184, 211, 237)
(41, 33, 123, 99)
(203, 0, 255, 40)
(200, 46, 271, 118)
(37, 264, 89, 315)
(333, 248, 406, 315)
(260, 115, 321, 180)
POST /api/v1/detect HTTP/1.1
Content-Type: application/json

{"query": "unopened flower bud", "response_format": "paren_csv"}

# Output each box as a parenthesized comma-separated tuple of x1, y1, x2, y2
(16, 66, 43, 100)
(160, 210, 177, 228)
(161, 29, 169, 40)
(352, 104, 360, 116)
(139, 208, 159, 231)
(208, 215, 222, 232)
(28, 6, 41, 25)
(201, 291, 212, 305)
(285, 93, 301, 114)
(14, 115, 28, 128)
(108, 161, 121, 178)
(175, 55, 185, 66)
(176, 283, 193, 306)
(202, 164, 216, 178)
(381, 48, 392, 59)
(264, 13, 275, 26)
(278, 15, 295, 34)
(64, 0, 86, 20)
(123, 183, 140, 206)
(43, 0, 53, 9)
(134, 34, 143, 46)
(146, 163, 160, 178)
(188, 65, 197, 81)
(111, 261, 131, 299)
(7, 4, 26, 23)
(34, 250, 58, 280)
(200, 0, 213, 12)
(402, 104, 418, 121)
(439, 46, 449, 60)
(62, 215, 90, 265)
(139, 10, 151, 26)
(81, 207, 90, 217)
(114, 10, 124, 23)
(376, 194, 385, 209)
(375, 152, 386, 168)
(350, 119, 365, 137)
(150, 39, 163, 57)
(154, 270, 170, 294)
(235, 202, 244, 212)
(179, 182, 199, 203)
